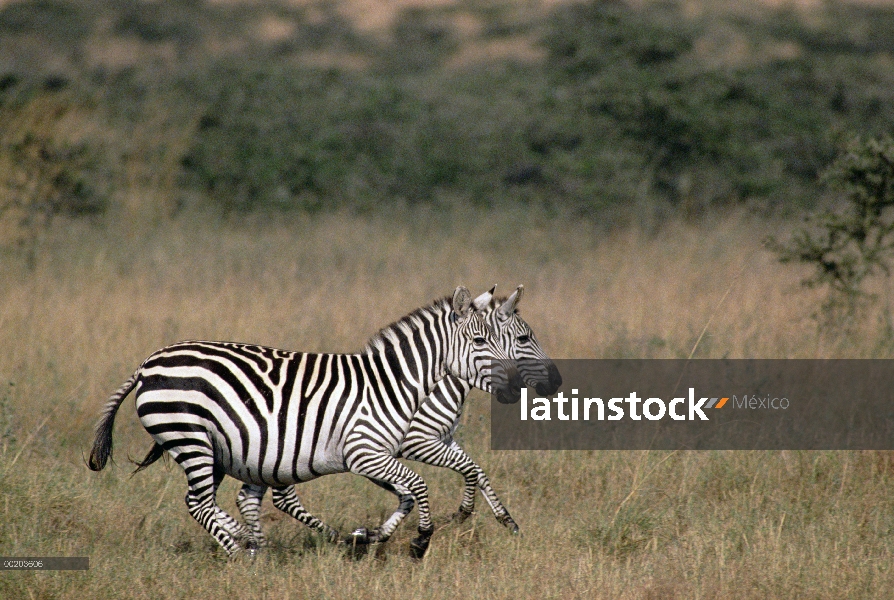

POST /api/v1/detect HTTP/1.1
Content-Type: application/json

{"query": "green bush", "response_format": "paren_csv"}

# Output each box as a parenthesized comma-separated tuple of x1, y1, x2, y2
(178, 57, 556, 212)
(5, 0, 894, 221)
(770, 136, 894, 317)
(0, 78, 109, 265)
(539, 1, 894, 214)
(180, 67, 471, 211)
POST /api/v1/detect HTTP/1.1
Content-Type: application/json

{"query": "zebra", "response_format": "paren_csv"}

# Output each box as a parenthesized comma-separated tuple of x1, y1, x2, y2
(391, 285, 561, 532)
(231, 285, 561, 551)
(88, 286, 522, 559)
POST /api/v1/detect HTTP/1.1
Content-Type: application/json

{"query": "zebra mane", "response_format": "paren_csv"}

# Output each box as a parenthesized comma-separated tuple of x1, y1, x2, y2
(361, 293, 521, 354)
(362, 296, 454, 353)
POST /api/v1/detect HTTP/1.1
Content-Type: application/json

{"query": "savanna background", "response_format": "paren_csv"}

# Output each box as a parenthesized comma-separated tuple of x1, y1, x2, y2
(2, 0, 894, 597)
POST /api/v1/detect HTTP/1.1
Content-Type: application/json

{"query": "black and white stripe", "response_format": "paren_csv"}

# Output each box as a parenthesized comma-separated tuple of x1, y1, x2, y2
(396, 285, 561, 531)
(88, 287, 520, 558)
(235, 285, 562, 543)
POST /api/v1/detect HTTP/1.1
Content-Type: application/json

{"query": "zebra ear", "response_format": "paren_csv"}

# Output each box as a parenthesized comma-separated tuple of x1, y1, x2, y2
(472, 285, 496, 311)
(498, 285, 524, 316)
(452, 286, 473, 316)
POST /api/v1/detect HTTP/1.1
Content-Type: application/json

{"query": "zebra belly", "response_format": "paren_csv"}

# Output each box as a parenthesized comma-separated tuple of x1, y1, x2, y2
(139, 414, 346, 487)
(135, 381, 350, 486)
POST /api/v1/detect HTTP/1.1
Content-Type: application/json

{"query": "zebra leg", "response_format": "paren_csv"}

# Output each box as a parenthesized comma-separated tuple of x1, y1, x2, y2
(347, 452, 434, 559)
(172, 442, 245, 558)
(235, 483, 268, 551)
(362, 478, 415, 541)
(204, 472, 258, 548)
(270, 486, 339, 542)
(405, 438, 518, 533)
(443, 441, 478, 521)
(445, 440, 518, 531)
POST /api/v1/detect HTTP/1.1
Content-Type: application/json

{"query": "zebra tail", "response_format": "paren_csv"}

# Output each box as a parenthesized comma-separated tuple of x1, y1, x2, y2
(88, 371, 139, 471)
(130, 442, 165, 475)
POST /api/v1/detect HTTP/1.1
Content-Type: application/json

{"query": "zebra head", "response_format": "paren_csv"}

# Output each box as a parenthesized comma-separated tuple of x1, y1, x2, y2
(473, 285, 562, 397)
(448, 286, 523, 405)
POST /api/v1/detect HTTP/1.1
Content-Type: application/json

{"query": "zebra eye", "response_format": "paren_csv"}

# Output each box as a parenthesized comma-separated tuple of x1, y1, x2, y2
(517, 335, 530, 343)
(473, 337, 487, 345)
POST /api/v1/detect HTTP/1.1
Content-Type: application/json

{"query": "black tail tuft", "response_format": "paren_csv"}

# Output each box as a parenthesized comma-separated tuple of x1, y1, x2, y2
(88, 372, 139, 471)
(87, 414, 115, 471)
(131, 442, 165, 475)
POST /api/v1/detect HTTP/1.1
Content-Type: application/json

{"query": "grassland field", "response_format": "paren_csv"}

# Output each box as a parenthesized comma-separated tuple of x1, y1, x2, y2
(1, 206, 893, 599)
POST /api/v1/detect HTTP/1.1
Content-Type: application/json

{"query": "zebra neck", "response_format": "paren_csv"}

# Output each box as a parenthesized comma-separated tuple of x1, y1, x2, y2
(360, 300, 455, 414)
(362, 338, 446, 416)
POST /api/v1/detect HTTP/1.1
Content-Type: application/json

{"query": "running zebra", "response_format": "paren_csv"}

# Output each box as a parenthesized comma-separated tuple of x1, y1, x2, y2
(88, 287, 521, 558)
(393, 285, 561, 531)
(233, 285, 561, 549)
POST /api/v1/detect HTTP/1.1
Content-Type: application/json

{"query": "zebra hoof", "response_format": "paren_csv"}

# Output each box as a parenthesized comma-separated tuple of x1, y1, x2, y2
(452, 506, 474, 523)
(409, 536, 430, 560)
(409, 526, 433, 560)
(342, 528, 371, 560)
(246, 544, 260, 560)
(226, 550, 242, 562)
(344, 527, 371, 545)
(504, 518, 520, 534)
(497, 513, 519, 534)
(226, 546, 252, 562)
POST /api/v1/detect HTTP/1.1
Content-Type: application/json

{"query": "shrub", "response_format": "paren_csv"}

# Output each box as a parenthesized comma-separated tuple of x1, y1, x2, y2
(0, 79, 108, 266)
(770, 136, 894, 317)
(539, 1, 894, 214)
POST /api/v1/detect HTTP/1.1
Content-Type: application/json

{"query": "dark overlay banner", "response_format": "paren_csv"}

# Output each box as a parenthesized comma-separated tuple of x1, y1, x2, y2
(0, 557, 89, 570)
(491, 360, 894, 450)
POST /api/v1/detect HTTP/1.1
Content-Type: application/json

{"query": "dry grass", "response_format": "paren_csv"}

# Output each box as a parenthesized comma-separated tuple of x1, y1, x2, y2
(1, 207, 893, 598)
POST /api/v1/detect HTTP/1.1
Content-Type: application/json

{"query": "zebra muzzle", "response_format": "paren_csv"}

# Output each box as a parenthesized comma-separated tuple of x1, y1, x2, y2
(494, 362, 523, 404)
(535, 362, 563, 396)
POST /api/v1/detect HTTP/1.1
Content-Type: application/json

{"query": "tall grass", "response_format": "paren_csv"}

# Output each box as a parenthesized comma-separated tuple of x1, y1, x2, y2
(2, 209, 893, 598)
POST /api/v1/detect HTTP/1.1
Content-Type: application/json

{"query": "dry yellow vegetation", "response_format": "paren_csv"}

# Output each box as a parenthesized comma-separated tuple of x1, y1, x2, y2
(1, 207, 893, 598)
